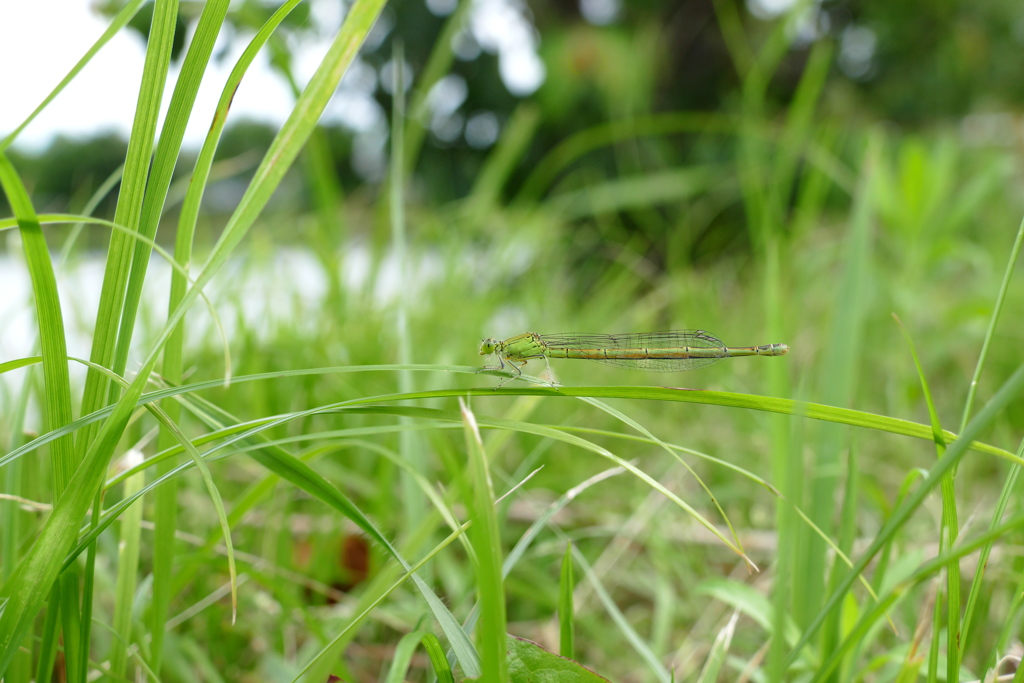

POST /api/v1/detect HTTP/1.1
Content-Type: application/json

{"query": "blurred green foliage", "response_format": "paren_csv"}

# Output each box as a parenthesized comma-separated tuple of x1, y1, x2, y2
(4, 1, 1024, 680)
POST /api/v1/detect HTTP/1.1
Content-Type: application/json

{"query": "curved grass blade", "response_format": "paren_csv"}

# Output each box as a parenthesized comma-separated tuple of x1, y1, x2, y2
(12, 356, 242, 633)
(54, 390, 482, 677)
(105, 408, 864, 613)
(571, 543, 670, 681)
(466, 466, 626, 646)
(577, 395, 754, 568)
(3, 368, 1020, 474)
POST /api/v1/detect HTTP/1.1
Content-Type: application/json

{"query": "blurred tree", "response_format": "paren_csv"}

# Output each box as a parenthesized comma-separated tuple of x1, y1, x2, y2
(2, 134, 128, 219)
(6, 0, 1017, 260)
(51, 0, 1024, 181)
(824, 0, 1024, 121)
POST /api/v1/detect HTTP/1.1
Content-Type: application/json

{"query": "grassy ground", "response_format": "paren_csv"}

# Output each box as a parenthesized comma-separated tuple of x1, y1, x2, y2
(3, 2, 1024, 682)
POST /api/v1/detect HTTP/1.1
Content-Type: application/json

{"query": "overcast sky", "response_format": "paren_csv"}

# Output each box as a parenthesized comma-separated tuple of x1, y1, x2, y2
(0, 0, 551, 160)
(0, 2, 339, 152)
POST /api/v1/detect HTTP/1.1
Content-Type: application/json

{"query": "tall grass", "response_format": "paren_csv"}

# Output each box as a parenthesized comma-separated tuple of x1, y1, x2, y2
(2, 2, 1024, 682)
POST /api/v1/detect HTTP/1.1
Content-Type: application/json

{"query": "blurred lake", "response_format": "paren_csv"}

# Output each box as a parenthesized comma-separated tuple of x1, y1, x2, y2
(0, 242, 451, 384)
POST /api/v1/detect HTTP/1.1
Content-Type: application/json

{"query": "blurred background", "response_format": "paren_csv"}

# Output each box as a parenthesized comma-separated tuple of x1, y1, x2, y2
(7, 0, 1023, 221)
(3, 0, 1024, 680)
(3, 0, 1022, 423)
(3, 0, 1021, 381)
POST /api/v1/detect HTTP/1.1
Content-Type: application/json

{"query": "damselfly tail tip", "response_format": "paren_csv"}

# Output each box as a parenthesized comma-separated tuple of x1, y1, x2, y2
(757, 342, 789, 356)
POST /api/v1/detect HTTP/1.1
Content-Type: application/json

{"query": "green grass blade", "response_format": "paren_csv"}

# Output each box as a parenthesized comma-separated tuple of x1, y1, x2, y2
(101, 407, 858, 611)
(1, 367, 33, 669)
(36, 601, 61, 683)
(35, 357, 240, 635)
(111, 0, 231, 382)
(56, 165, 124, 267)
(784, 362, 1024, 671)
(811, 507, 1024, 683)
(0, 397, 132, 676)
(0, 356, 43, 375)
(960, 439, 1024, 664)
(578, 396, 750, 561)
(0, 0, 386, 673)
(152, 0, 303, 669)
(108, 461, 144, 678)
(894, 314, 957, 683)
(460, 398, 508, 682)
(466, 103, 540, 220)
(559, 542, 575, 659)
(515, 112, 722, 203)
(0, 151, 79, 679)
(1015, 656, 1024, 683)
(55, 389, 481, 677)
(958, 210, 1024, 433)
(461, 465, 626, 638)
(75, 0, 177, 459)
(959, 214, 1024, 660)
(403, 0, 472, 177)
(389, 42, 429, 533)
(571, 543, 670, 681)
(992, 539, 1024, 682)
(69, 6, 179, 664)
(420, 632, 457, 683)
(544, 166, 728, 221)
(174, 0, 385, 313)
(4, 371, 1020, 473)
(802, 133, 876, 655)
(699, 579, 803, 649)
(0, 215, 233, 361)
(696, 612, 738, 683)
(74, 6, 176, 671)
(104, 1, 230, 672)
(384, 631, 457, 683)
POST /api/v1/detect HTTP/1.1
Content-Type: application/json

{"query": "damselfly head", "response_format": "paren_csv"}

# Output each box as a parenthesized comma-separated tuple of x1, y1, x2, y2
(479, 338, 498, 355)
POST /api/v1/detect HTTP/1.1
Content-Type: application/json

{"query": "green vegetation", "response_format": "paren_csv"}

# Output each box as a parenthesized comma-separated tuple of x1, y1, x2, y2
(2, 1, 1024, 682)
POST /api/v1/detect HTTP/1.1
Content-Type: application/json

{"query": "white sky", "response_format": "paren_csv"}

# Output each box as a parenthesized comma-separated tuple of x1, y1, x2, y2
(0, 0, 545, 155)
(0, 2, 328, 152)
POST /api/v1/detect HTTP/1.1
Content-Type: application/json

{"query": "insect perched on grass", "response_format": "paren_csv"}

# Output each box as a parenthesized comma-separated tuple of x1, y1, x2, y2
(478, 330, 789, 387)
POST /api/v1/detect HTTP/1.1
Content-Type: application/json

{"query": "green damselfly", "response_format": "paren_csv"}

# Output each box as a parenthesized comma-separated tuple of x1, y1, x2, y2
(478, 330, 789, 386)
